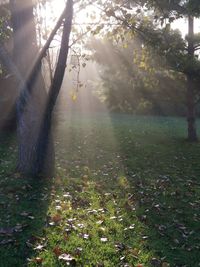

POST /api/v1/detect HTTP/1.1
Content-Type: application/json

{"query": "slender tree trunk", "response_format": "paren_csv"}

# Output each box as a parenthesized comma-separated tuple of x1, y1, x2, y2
(186, 74, 197, 142)
(33, 0, 73, 176)
(186, 15, 198, 142)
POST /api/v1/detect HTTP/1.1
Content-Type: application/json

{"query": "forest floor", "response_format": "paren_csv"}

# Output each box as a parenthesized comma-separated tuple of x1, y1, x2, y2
(0, 113, 200, 267)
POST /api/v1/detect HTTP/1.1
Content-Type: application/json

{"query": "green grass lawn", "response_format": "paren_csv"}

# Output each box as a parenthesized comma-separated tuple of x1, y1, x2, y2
(0, 113, 200, 267)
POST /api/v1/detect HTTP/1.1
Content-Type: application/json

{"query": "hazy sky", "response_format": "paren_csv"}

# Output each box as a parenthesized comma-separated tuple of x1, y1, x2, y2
(172, 18, 200, 36)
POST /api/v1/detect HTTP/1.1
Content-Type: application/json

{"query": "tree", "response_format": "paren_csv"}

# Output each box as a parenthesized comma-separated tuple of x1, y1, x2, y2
(89, 37, 186, 115)
(91, 0, 200, 141)
(16, 0, 73, 176)
(142, 0, 200, 141)
(33, 0, 73, 175)
(9, 0, 53, 175)
(0, 0, 73, 176)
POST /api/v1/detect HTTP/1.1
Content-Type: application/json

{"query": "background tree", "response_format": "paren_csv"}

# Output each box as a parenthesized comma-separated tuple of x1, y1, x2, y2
(89, 36, 186, 115)
(142, 0, 200, 141)
(91, 0, 200, 141)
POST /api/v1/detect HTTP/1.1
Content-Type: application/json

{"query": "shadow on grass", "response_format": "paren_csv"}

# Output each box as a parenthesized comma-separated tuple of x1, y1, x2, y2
(0, 135, 52, 267)
(111, 116, 200, 266)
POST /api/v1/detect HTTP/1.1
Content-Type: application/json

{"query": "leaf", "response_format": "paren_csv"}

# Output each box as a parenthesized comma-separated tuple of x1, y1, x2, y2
(53, 246, 63, 257)
(33, 257, 43, 264)
(34, 244, 45, 251)
(55, 205, 62, 211)
(96, 220, 104, 225)
(129, 224, 135, 230)
(77, 223, 84, 229)
(28, 215, 35, 220)
(115, 242, 126, 252)
(63, 193, 72, 199)
(14, 224, 27, 233)
(20, 211, 30, 217)
(58, 253, 76, 264)
(72, 93, 77, 102)
(51, 214, 62, 224)
(83, 233, 90, 239)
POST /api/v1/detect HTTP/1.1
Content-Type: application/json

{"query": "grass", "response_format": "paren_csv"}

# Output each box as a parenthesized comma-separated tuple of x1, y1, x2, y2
(0, 113, 200, 267)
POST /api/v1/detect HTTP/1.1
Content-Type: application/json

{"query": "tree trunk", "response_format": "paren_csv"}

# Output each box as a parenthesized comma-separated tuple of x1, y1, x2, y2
(10, 0, 55, 175)
(186, 15, 198, 142)
(186, 74, 197, 142)
(1, 2, 70, 176)
(33, 0, 73, 176)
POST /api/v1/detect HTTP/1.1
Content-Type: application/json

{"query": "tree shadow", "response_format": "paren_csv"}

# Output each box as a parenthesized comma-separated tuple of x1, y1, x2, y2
(110, 114, 200, 267)
(0, 136, 52, 267)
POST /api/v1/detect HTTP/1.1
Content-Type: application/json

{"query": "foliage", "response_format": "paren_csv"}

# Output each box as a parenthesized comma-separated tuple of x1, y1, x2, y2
(92, 0, 200, 75)
(141, 0, 200, 17)
(84, 0, 200, 140)
(89, 37, 186, 115)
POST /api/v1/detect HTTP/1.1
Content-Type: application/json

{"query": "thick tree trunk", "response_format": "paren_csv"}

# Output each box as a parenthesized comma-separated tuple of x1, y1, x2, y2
(186, 15, 198, 142)
(1, 2, 70, 176)
(10, 0, 55, 175)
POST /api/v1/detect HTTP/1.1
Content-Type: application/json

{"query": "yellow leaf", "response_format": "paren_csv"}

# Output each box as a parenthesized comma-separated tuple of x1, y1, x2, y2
(71, 93, 77, 102)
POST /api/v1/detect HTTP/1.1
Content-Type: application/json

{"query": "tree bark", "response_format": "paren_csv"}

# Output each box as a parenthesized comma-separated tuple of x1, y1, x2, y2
(186, 15, 198, 142)
(1, 1, 72, 176)
(33, 0, 73, 176)
(9, 0, 54, 175)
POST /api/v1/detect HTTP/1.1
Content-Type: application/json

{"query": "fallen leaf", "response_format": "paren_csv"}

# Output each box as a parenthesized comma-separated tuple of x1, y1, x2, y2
(33, 257, 43, 264)
(83, 233, 89, 239)
(20, 211, 30, 217)
(53, 246, 63, 256)
(34, 244, 45, 251)
(58, 253, 76, 264)
(51, 214, 62, 224)
(115, 242, 126, 252)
